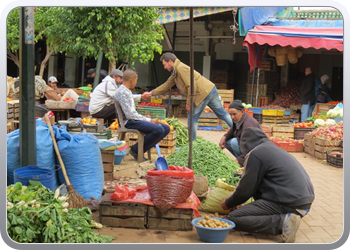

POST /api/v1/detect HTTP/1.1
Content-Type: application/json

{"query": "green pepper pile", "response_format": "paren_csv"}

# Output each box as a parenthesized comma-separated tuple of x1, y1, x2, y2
(165, 116, 189, 147)
(7, 181, 114, 243)
(166, 138, 241, 186)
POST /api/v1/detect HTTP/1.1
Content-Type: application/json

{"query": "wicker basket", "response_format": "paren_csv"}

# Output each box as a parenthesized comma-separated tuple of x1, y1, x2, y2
(276, 54, 287, 66)
(275, 45, 287, 55)
(287, 47, 299, 64)
(268, 47, 276, 57)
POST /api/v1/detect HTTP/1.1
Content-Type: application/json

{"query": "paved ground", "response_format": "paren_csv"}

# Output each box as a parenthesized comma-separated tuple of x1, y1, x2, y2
(93, 118, 344, 244)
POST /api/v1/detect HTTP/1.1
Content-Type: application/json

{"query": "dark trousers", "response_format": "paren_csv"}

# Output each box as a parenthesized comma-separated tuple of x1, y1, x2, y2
(125, 120, 170, 153)
(91, 104, 116, 125)
(227, 199, 310, 235)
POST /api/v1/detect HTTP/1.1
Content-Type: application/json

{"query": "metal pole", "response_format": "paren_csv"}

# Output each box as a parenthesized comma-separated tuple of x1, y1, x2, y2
(255, 68, 260, 107)
(81, 58, 85, 86)
(19, 7, 36, 167)
(188, 8, 194, 169)
(167, 22, 177, 117)
(250, 67, 256, 105)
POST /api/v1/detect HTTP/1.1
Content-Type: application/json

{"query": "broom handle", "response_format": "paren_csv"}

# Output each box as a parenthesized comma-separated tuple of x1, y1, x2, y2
(44, 113, 71, 186)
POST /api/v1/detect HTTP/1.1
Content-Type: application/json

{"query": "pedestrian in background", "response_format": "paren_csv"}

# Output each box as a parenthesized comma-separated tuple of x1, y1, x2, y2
(299, 67, 315, 122)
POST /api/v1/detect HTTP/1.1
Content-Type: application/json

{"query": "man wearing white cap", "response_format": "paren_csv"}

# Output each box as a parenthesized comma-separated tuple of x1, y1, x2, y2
(89, 69, 148, 125)
(45, 76, 64, 101)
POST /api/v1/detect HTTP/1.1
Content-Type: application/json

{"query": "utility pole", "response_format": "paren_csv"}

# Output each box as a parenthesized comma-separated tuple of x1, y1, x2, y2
(19, 7, 36, 167)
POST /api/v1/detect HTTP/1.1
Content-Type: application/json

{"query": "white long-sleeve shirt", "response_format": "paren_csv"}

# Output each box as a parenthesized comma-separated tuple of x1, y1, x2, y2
(89, 76, 141, 114)
(114, 85, 151, 125)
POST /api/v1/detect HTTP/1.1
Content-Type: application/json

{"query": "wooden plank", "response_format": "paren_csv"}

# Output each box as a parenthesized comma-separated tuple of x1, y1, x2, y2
(314, 145, 342, 153)
(101, 150, 115, 163)
(103, 163, 114, 173)
(272, 124, 294, 133)
(147, 217, 193, 231)
(104, 172, 113, 181)
(314, 137, 342, 147)
(272, 132, 294, 139)
(100, 199, 148, 217)
(148, 206, 193, 219)
(100, 216, 146, 229)
(314, 150, 327, 160)
(126, 130, 177, 140)
(150, 145, 176, 154)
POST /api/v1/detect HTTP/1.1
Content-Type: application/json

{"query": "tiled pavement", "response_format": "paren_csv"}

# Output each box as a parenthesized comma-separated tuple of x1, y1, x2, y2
(94, 118, 344, 244)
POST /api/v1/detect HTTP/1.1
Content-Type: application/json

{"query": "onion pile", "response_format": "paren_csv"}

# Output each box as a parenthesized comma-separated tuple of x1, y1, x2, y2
(309, 121, 343, 141)
(270, 80, 302, 108)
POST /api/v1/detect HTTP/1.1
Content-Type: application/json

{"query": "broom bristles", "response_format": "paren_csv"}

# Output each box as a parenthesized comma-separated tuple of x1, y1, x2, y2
(66, 185, 87, 208)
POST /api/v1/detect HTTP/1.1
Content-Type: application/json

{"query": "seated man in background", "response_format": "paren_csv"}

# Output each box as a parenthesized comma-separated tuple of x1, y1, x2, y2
(45, 76, 65, 100)
(114, 69, 170, 162)
(89, 69, 147, 125)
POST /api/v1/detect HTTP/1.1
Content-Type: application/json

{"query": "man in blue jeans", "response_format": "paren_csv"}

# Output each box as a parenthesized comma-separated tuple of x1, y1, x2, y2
(219, 100, 261, 166)
(114, 69, 170, 162)
(142, 52, 233, 140)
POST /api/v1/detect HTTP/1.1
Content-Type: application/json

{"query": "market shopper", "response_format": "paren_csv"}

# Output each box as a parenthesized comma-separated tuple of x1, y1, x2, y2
(87, 68, 109, 84)
(221, 127, 315, 243)
(218, 99, 261, 166)
(299, 67, 316, 122)
(142, 52, 233, 140)
(310, 74, 332, 113)
(114, 69, 170, 161)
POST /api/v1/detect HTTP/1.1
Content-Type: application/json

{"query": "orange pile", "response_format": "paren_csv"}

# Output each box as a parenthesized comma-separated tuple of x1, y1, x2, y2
(81, 117, 98, 125)
(293, 122, 313, 128)
(109, 120, 119, 130)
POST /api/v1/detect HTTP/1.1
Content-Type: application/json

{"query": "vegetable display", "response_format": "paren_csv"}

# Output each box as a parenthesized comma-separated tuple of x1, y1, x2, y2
(165, 116, 189, 147)
(7, 181, 114, 243)
(309, 121, 343, 141)
(138, 102, 166, 108)
(327, 106, 343, 118)
(166, 139, 241, 186)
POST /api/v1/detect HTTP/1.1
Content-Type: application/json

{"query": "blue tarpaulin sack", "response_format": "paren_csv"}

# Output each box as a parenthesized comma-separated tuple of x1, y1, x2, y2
(7, 129, 20, 185)
(57, 133, 104, 200)
(7, 122, 59, 188)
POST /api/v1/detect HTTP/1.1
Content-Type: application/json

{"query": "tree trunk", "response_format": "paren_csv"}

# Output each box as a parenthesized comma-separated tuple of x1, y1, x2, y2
(39, 44, 54, 78)
(7, 51, 20, 69)
(109, 61, 116, 73)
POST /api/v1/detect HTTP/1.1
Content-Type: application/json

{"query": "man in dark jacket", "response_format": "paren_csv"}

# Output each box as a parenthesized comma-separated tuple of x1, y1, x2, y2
(221, 127, 315, 243)
(299, 67, 316, 122)
(219, 99, 261, 166)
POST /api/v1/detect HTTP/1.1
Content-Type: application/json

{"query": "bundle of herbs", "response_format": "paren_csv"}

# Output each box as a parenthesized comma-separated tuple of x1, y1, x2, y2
(166, 139, 241, 187)
(7, 181, 113, 243)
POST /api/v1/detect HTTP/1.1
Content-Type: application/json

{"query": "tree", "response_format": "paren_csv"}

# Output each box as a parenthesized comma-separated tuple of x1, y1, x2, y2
(7, 8, 20, 68)
(38, 7, 165, 72)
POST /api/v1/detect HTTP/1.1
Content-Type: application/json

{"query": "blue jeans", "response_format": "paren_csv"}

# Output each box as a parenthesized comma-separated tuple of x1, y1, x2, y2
(187, 86, 233, 140)
(125, 120, 170, 153)
(301, 101, 311, 122)
(225, 137, 241, 158)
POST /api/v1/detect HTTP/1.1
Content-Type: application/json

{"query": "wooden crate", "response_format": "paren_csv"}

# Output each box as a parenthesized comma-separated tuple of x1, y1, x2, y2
(198, 118, 220, 127)
(247, 83, 268, 96)
(314, 150, 327, 160)
(217, 89, 234, 103)
(101, 150, 115, 164)
(147, 206, 193, 231)
(272, 132, 294, 139)
(214, 83, 228, 89)
(150, 145, 176, 155)
(248, 70, 267, 84)
(314, 137, 342, 147)
(312, 103, 335, 116)
(259, 60, 272, 71)
(262, 116, 283, 124)
(126, 130, 177, 140)
(99, 196, 147, 229)
(272, 124, 294, 133)
(211, 70, 229, 83)
(104, 172, 113, 181)
(314, 145, 342, 153)
(128, 138, 177, 148)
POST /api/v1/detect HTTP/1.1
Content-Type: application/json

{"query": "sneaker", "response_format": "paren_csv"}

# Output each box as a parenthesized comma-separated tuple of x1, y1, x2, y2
(128, 149, 148, 162)
(281, 213, 301, 243)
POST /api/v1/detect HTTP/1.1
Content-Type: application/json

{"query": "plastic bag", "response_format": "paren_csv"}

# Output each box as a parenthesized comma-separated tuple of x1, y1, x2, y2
(110, 184, 137, 201)
(198, 187, 232, 214)
(61, 89, 79, 102)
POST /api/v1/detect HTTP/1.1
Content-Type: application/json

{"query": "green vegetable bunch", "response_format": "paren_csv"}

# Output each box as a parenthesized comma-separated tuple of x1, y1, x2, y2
(7, 181, 113, 243)
(165, 116, 189, 147)
(166, 138, 241, 186)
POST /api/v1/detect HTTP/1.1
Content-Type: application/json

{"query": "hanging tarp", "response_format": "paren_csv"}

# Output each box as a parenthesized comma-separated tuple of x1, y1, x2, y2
(243, 25, 343, 72)
(239, 7, 293, 36)
(156, 7, 235, 24)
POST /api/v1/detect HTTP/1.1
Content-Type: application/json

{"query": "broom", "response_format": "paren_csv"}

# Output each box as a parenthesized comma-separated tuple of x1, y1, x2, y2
(44, 113, 87, 209)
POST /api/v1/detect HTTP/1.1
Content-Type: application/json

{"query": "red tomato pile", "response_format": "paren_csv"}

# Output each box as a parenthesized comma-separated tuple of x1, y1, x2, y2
(138, 102, 166, 108)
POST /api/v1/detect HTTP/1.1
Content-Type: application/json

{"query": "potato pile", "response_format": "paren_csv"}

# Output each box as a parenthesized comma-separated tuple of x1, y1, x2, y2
(196, 215, 231, 228)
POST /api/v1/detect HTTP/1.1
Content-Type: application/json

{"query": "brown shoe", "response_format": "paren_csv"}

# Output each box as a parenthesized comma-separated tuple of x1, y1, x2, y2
(281, 213, 301, 243)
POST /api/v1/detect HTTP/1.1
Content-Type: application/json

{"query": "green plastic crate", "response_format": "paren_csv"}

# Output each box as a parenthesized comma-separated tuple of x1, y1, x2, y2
(136, 105, 166, 120)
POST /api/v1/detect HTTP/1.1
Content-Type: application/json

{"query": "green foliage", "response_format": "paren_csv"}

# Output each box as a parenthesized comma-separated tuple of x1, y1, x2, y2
(7, 7, 164, 68)
(7, 8, 20, 52)
(36, 7, 164, 66)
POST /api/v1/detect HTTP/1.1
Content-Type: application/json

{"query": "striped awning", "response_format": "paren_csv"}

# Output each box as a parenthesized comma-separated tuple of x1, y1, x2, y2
(156, 7, 236, 24)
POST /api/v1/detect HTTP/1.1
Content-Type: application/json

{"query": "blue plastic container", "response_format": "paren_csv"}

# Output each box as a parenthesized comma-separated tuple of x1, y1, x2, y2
(284, 110, 291, 115)
(192, 217, 235, 243)
(334, 117, 343, 123)
(114, 151, 127, 165)
(13, 165, 55, 191)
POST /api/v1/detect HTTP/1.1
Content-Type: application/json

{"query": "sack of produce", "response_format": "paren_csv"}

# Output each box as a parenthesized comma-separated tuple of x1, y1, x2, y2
(146, 165, 194, 209)
(198, 186, 232, 214)
(57, 132, 104, 200)
(193, 175, 209, 198)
